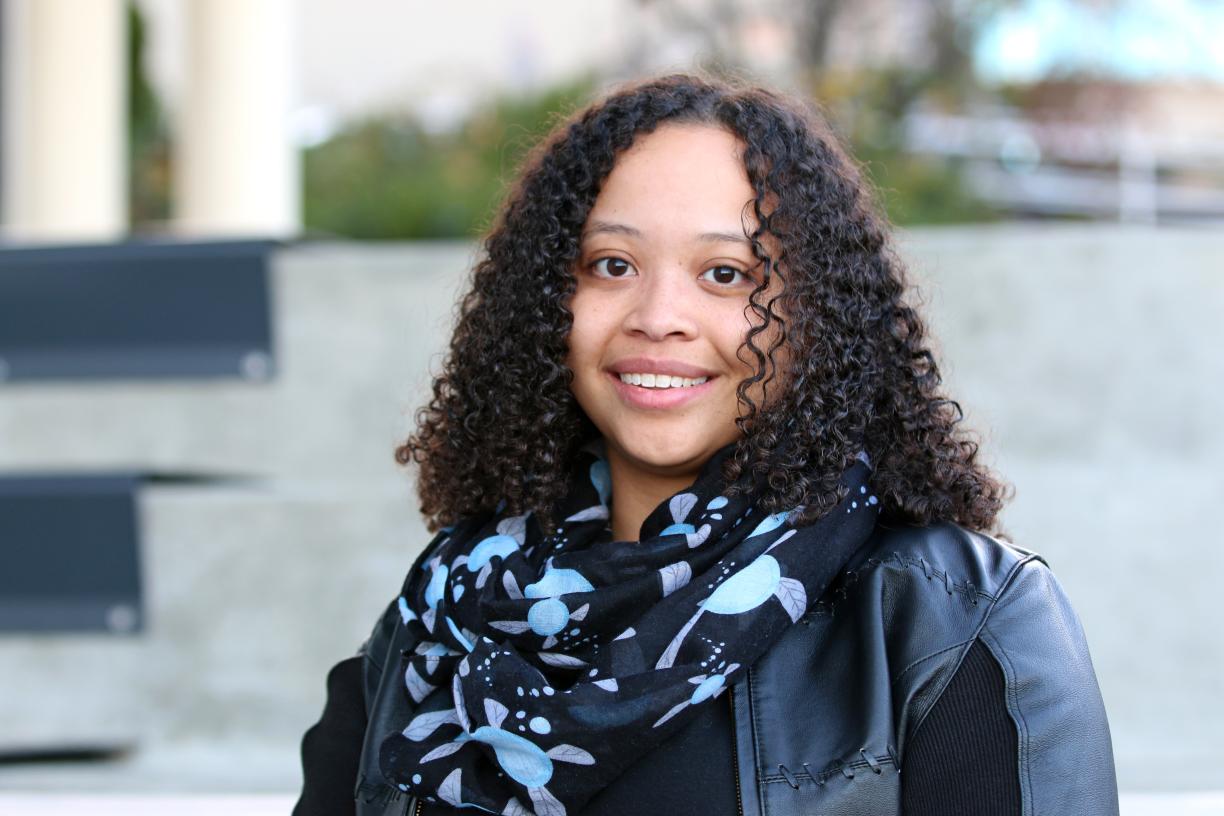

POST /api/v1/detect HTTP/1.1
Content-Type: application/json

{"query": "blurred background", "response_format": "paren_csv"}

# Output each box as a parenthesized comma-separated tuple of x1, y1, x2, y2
(0, 0, 1221, 813)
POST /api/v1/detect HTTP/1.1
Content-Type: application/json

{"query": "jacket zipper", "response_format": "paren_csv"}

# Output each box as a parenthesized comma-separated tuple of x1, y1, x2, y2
(412, 796, 423, 816)
(728, 684, 744, 816)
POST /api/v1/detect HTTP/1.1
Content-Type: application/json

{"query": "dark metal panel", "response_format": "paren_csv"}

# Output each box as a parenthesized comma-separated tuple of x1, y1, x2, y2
(0, 473, 143, 633)
(0, 239, 277, 382)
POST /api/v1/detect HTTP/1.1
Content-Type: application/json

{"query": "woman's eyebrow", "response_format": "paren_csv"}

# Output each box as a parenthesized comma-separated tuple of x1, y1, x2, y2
(582, 220, 752, 246)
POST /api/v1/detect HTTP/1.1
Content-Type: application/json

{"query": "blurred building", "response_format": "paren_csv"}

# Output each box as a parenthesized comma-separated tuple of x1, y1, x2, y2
(0, 0, 298, 242)
(1, 0, 1223, 809)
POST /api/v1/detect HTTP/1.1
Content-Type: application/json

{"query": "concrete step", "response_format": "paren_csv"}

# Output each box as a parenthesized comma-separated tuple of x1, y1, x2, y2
(0, 241, 475, 480)
(1, 226, 1222, 794)
(0, 478, 429, 761)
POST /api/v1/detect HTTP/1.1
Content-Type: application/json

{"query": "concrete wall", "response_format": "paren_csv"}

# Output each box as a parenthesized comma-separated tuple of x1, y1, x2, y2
(0, 225, 1220, 792)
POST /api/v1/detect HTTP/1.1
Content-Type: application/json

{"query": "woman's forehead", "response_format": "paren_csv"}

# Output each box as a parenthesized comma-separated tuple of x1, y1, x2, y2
(583, 124, 760, 245)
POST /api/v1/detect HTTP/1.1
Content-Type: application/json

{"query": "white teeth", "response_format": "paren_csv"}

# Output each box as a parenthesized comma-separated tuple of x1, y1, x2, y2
(618, 373, 710, 389)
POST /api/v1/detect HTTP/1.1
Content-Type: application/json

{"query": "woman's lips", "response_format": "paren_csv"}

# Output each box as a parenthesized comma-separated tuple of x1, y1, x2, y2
(607, 370, 717, 410)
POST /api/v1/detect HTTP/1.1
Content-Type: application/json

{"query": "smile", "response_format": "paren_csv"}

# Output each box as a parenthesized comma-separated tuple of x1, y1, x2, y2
(617, 373, 708, 389)
(607, 371, 717, 410)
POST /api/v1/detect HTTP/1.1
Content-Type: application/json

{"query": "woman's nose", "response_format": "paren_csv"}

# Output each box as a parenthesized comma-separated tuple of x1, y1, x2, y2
(621, 266, 699, 341)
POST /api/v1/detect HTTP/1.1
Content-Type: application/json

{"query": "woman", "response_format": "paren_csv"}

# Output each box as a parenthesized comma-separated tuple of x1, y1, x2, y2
(295, 74, 1118, 815)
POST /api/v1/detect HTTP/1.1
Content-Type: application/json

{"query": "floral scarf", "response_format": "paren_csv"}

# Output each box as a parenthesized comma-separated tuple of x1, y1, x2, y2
(378, 439, 880, 815)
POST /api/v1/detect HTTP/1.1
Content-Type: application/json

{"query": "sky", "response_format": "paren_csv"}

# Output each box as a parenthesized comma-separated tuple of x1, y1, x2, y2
(975, 0, 1224, 83)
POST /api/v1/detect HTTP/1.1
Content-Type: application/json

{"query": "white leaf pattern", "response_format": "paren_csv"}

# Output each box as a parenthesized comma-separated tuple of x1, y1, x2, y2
(655, 612, 702, 670)
(569, 603, 589, 621)
(402, 708, 459, 741)
(490, 620, 532, 634)
(497, 513, 529, 543)
(546, 744, 596, 765)
(669, 492, 698, 523)
(594, 678, 619, 692)
(565, 505, 608, 523)
(476, 562, 493, 589)
(537, 652, 587, 668)
(404, 664, 435, 704)
(685, 524, 713, 548)
(452, 673, 471, 731)
(658, 562, 692, 596)
(485, 698, 509, 730)
(775, 576, 807, 623)
(652, 701, 690, 728)
(439, 768, 464, 806)
(502, 798, 533, 816)
(420, 740, 466, 763)
(503, 571, 523, 599)
(763, 529, 797, 554)
(529, 785, 567, 816)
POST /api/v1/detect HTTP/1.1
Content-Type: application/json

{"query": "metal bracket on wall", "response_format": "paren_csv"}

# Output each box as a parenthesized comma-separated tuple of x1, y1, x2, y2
(0, 239, 278, 382)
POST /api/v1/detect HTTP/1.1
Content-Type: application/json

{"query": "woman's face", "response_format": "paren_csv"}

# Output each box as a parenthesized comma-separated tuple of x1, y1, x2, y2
(565, 122, 786, 480)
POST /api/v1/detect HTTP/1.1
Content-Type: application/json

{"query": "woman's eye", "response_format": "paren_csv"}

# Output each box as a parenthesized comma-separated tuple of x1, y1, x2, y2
(700, 265, 748, 286)
(591, 257, 636, 278)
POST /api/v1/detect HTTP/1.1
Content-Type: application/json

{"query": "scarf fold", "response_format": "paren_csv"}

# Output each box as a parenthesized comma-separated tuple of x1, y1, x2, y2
(378, 440, 880, 815)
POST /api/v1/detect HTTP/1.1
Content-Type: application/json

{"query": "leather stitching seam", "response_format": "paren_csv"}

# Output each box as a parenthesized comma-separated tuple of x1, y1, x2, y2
(802, 554, 998, 623)
(759, 751, 899, 786)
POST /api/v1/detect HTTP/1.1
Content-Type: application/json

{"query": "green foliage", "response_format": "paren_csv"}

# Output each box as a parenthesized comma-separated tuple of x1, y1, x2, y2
(303, 78, 597, 240)
(302, 63, 1001, 238)
(812, 67, 1000, 226)
(127, 1, 171, 226)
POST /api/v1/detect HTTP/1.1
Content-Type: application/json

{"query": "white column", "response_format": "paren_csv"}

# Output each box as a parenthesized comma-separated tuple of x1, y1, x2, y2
(1, 0, 127, 242)
(175, 0, 299, 237)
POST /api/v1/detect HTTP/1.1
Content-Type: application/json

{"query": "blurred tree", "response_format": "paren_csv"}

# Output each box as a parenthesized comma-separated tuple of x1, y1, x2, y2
(127, 1, 171, 229)
(302, 79, 596, 240)
(801, 0, 1021, 224)
(302, 1, 1056, 237)
(631, 0, 1009, 224)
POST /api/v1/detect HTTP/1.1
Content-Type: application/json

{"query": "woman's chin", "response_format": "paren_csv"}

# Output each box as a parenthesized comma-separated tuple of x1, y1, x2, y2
(609, 433, 729, 475)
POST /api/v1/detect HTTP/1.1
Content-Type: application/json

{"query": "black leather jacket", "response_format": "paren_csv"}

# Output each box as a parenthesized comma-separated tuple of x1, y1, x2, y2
(353, 520, 1119, 815)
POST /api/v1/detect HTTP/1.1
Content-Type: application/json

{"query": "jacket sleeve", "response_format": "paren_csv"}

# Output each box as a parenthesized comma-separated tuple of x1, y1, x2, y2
(977, 558, 1119, 815)
(360, 598, 403, 718)
(292, 656, 366, 816)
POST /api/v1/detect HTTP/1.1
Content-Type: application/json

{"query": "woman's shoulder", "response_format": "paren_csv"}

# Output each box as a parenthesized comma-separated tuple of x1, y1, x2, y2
(826, 517, 1100, 696)
(845, 517, 1046, 602)
(838, 520, 1118, 813)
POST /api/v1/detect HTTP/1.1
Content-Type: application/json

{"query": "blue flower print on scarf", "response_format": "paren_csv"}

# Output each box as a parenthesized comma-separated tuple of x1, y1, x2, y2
(652, 660, 742, 727)
(657, 492, 713, 547)
(487, 561, 593, 650)
(655, 527, 806, 672)
(403, 664, 596, 816)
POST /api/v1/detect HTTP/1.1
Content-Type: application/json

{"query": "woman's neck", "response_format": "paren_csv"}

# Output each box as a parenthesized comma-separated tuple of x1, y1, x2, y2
(605, 447, 701, 542)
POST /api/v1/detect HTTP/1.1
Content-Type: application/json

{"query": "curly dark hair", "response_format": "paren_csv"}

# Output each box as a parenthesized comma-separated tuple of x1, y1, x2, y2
(396, 72, 1013, 538)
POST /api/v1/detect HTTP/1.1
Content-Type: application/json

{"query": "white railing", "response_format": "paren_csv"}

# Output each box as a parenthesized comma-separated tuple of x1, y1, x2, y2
(903, 110, 1224, 223)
